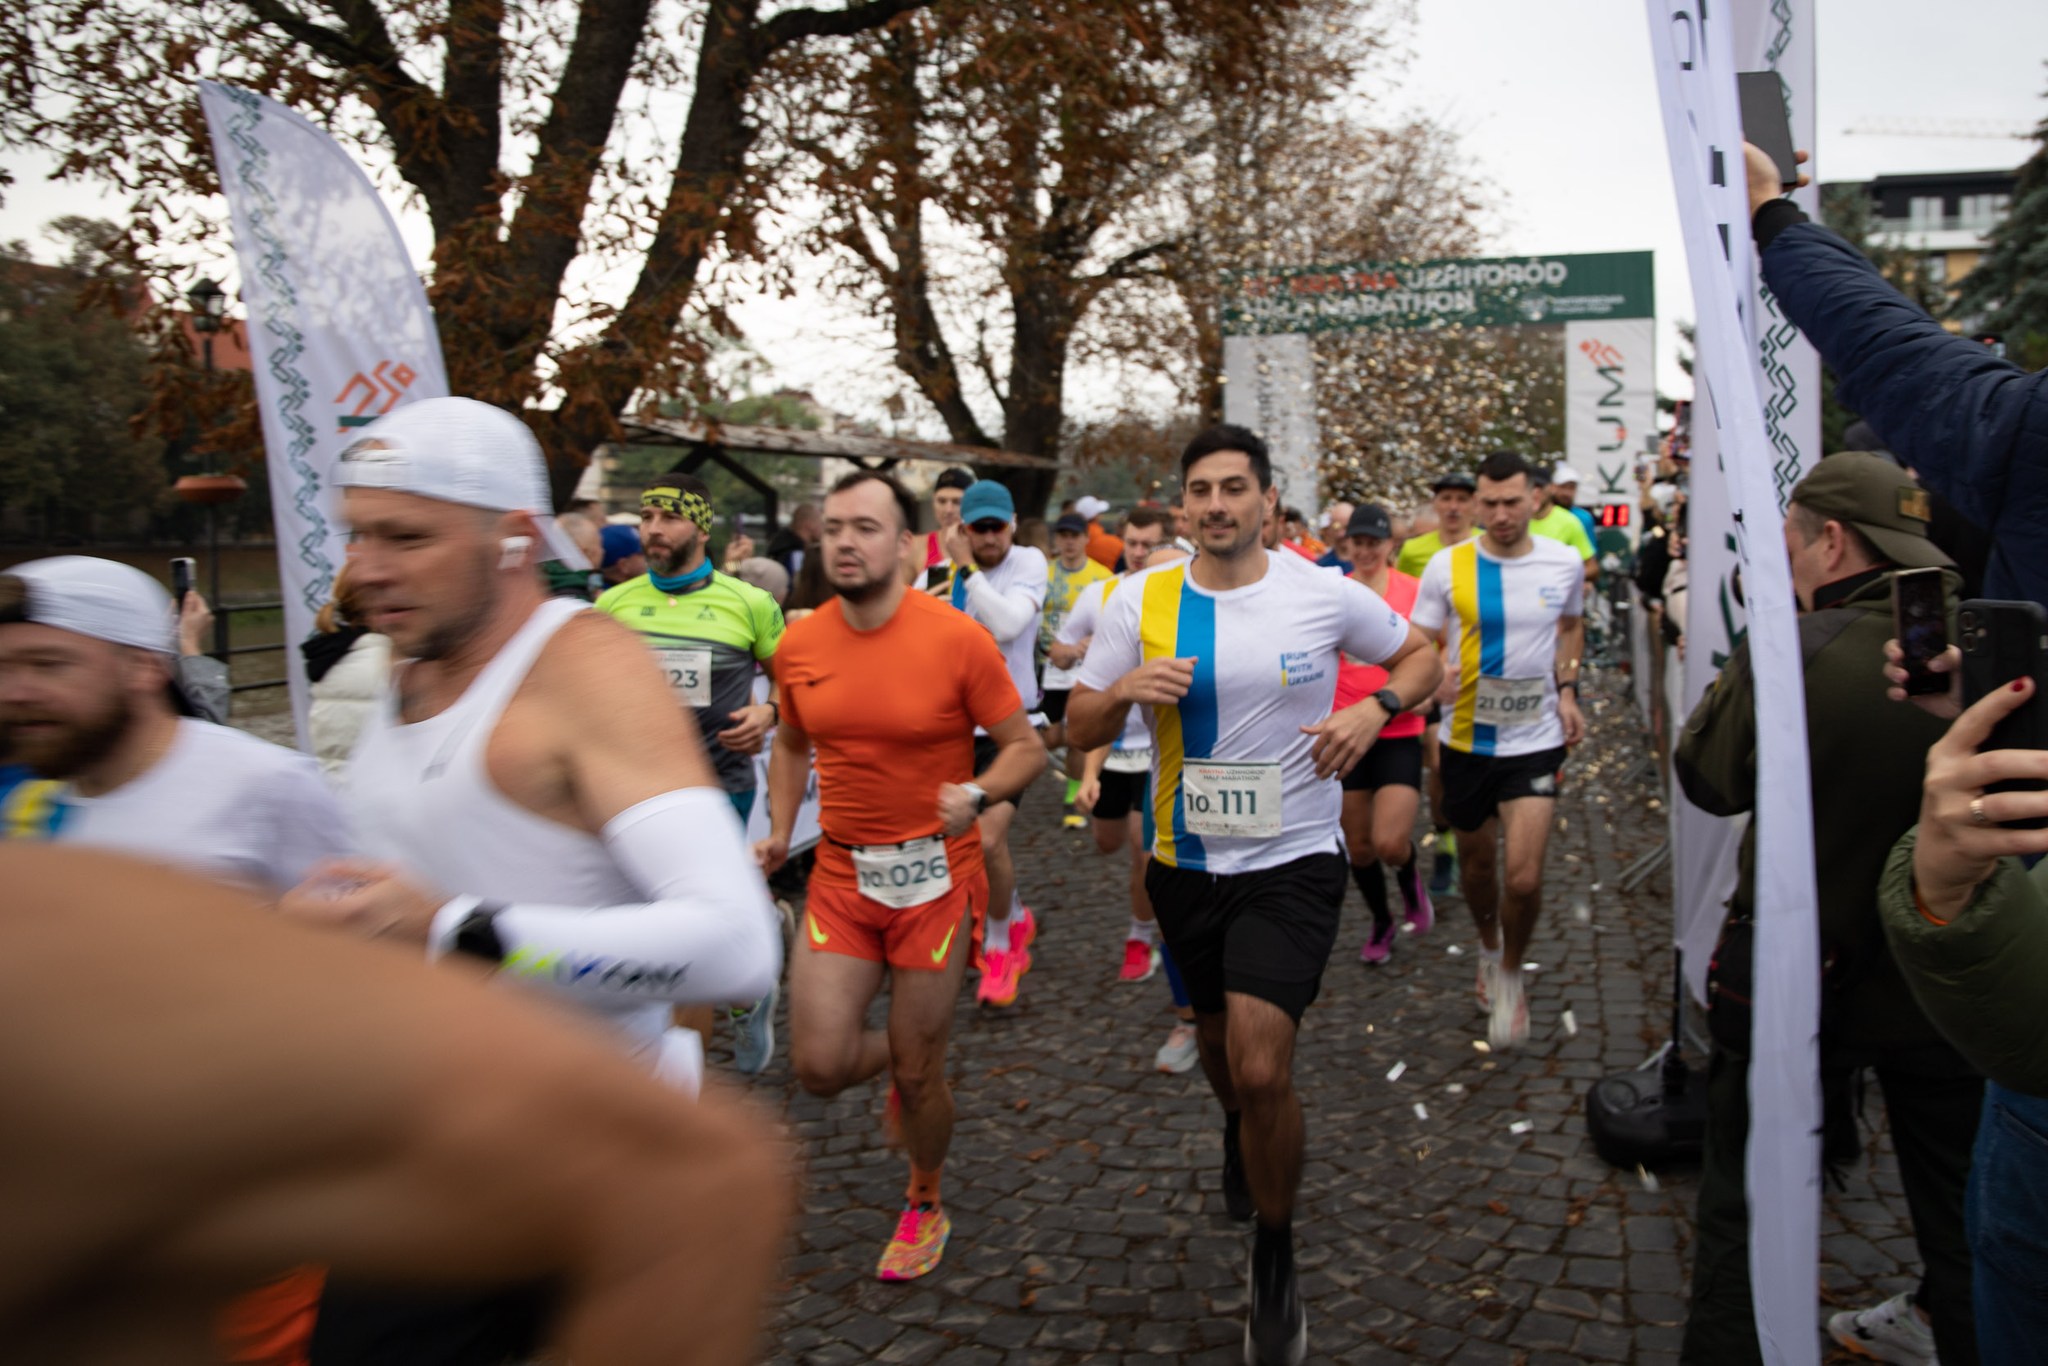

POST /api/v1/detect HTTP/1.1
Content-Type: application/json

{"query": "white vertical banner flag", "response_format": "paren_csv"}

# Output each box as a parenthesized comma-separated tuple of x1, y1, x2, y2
(1223, 332, 1323, 518)
(1646, 7, 1823, 1366)
(1673, 405, 1746, 1005)
(1734, 0, 1824, 506)
(199, 81, 449, 749)
(1563, 317, 1657, 522)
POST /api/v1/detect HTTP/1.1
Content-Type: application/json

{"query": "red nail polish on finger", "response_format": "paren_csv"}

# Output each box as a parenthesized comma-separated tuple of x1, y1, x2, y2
(2014, 680, 2029, 693)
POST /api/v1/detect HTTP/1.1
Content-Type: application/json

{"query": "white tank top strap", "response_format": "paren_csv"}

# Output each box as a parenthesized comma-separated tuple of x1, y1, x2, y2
(452, 596, 588, 732)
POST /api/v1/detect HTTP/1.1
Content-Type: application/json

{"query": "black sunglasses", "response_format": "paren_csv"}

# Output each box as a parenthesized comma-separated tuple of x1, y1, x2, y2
(968, 520, 1009, 534)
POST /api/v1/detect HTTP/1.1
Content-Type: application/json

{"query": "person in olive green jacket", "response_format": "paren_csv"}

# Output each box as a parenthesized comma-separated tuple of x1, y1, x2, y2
(1674, 452, 1980, 1366)
(1877, 654, 2048, 1363)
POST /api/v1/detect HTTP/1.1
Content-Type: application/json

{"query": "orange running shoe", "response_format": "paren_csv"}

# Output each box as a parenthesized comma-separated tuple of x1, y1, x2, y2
(876, 1204, 951, 1282)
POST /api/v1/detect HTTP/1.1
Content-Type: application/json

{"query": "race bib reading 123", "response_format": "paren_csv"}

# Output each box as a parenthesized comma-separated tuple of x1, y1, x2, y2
(1180, 761, 1282, 838)
(1472, 675, 1549, 728)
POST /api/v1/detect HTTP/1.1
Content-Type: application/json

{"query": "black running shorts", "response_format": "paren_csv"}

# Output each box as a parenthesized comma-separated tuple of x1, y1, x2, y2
(1092, 767, 1147, 821)
(1437, 744, 1567, 833)
(1341, 735, 1424, 793)
(1039, 687, 1070, 724)
(972, 734, 1023, 810)
(1143, 850, 1348, 1023)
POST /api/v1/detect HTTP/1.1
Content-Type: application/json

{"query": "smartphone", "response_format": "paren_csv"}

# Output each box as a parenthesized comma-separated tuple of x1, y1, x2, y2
(1736, 70, 1800, 191)
(170, 557, 196, 604)
(1892, 567, 1950, 697)
(1959, 599, 2048, 829)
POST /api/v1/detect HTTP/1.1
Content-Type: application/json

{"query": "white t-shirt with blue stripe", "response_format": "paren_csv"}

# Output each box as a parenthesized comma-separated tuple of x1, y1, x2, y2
(1075, 549, 1409, 875)
(1410, 535, 1583, 758)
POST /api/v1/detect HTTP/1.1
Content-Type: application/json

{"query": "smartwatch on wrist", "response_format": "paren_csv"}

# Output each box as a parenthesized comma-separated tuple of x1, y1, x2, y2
(451, 902, 509, 965)
(961, 782, 990, 814)
(1370, 687, 1404, 716)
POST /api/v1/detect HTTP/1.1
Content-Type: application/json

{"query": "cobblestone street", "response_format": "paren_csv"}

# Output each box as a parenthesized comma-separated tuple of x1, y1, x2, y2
(712, 674, 1929, 1365)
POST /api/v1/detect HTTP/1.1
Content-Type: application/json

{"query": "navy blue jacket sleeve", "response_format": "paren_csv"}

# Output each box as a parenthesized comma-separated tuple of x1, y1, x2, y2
(1759, 218, 2046, 601)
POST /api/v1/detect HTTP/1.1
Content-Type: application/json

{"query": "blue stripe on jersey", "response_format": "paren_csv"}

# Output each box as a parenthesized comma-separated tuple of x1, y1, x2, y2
(1171, 580, 1218, 871)
(1474, 552, 1506, 757)
(950, 568, 969, 612)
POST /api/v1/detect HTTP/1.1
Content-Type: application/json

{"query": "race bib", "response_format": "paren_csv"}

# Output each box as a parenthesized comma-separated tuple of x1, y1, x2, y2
(1180, 761, 1282, 838)
(851, 835, 954, 910)
(655, 646, 713, 708)
(1473, 675, 1549, 728)
(1104, 745, 1152, 775)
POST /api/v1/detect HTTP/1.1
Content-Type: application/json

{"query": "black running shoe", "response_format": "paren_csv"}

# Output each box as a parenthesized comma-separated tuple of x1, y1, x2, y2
(1243, 1241, 1307, 1365)
(1222, 1126, 1254, 1222)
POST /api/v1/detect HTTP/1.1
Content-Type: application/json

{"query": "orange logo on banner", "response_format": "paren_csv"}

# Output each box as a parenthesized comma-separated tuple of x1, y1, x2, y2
(335, 361, 419, 431)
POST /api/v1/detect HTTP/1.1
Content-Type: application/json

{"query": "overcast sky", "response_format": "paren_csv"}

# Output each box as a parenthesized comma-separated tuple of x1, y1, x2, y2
(4, 0, 2043, 418)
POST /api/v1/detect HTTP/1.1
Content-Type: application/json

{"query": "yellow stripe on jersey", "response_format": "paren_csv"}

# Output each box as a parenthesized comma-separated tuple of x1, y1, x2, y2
(1449, 542, 1485, 751)
(1138, 564, 1189, 869)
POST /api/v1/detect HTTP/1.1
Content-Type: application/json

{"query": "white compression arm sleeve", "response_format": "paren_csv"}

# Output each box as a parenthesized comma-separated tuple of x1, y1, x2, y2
(961, 570, 1038, 644)
(428, 787, 782, 1007)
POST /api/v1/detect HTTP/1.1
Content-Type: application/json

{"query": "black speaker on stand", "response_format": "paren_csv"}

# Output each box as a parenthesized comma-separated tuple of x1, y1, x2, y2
(1585, 951, 1708, 1168)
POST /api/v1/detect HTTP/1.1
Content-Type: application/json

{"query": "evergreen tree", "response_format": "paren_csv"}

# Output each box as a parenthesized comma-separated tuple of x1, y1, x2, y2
(1955, 75, 2048, 371)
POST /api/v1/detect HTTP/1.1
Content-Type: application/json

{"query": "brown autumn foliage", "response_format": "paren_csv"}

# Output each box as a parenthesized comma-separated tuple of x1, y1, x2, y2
(762, 0, 1526, 513)
(3, 0, 937, 501)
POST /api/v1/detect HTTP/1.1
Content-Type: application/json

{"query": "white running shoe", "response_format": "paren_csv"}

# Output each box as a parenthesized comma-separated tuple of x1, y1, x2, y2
(1155, 1021, 1199, 1073)
(1488, 970, 1529, 1050)
(1827, 1292, 1939, 1365)
(1475, 953, 1501, 1011)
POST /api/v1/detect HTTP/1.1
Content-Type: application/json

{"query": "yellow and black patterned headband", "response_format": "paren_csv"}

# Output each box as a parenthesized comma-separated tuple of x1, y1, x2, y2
(642, 486, 714, 531)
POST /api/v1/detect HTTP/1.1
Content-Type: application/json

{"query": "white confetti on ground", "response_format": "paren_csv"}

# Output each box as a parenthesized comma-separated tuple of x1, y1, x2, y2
(1414, 1102, 1430, 1121)
(1386, 1061, 1407, 1083)
(1445, 1083, 1466, 1095)
(1561, 1009, 1579, 1037)
(1473, 1040, 1492, 1053)
(1509, 1120, 1533, 1135)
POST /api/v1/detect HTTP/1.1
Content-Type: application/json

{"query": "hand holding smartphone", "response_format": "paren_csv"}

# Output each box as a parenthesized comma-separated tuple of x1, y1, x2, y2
(1737, 70, 1801, 191)
(1892, 567, 1950, 697)
(170, 557, 196, 604)
(1959, 599, 2048, 829)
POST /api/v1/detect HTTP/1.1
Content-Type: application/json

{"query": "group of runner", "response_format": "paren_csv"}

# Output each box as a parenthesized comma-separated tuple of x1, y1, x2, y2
(0, 399, 1593, 1366)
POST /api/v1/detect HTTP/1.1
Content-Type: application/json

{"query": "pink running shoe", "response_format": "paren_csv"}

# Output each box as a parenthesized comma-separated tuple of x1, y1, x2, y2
(1359, 920, 1396, 965)
(1120, 939, 1160, 982)
(1398, 856, 1435, 936)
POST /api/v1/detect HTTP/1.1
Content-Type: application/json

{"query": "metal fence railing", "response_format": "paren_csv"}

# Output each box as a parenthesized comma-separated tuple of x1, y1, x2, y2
(212, 599, 291, 695)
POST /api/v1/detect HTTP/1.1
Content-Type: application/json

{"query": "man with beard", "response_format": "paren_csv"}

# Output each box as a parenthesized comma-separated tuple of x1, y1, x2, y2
(0, 556, 345, 890)
(598, 471, 786, 1075)
(280, 397, 782, 1365)
(1068, 425, 1441, 1366)
(757, 470, 1044, 1284)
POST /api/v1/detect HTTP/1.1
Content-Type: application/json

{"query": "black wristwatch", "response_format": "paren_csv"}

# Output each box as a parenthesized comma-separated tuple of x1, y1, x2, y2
(1556, 679, 1580, 695)
(1371, 687, 1404, 716)
(451, 902, 509, 965)
(962, 782, 990, 814)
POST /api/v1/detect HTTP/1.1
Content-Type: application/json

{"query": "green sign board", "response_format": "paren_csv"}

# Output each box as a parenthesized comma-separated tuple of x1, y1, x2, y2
(1222, 250, 1655, 336)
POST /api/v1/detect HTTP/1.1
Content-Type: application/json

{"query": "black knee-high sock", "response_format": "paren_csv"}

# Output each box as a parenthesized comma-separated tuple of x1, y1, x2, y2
(1352, 859, 1391, 933)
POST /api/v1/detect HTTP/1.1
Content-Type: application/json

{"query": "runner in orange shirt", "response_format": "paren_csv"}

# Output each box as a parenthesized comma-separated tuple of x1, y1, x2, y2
(757, 470, 1045, 1284)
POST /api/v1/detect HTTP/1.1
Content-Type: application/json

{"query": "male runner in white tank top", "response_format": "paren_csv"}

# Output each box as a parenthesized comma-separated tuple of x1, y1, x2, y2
(275, 397, 783, 1366)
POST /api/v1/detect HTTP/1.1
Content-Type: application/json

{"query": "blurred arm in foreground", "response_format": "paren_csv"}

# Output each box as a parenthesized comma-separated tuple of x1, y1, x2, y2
(0, 845, 792, 1366)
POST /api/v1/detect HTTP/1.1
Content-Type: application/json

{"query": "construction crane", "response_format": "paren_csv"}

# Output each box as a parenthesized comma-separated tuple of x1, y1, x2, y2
(1843, 118, 2032, 140)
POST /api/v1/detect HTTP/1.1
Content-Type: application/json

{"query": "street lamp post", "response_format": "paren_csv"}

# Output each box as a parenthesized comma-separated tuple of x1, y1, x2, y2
(177, 277, 241, 659)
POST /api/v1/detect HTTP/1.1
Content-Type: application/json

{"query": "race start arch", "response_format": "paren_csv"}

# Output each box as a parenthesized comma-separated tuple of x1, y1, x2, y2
(1220, 251, 1655, 532)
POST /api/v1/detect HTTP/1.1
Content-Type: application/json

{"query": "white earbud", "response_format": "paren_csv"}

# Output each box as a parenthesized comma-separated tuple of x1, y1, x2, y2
(498, 534, 533, 569)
